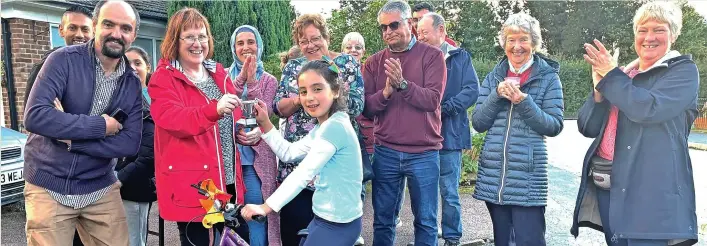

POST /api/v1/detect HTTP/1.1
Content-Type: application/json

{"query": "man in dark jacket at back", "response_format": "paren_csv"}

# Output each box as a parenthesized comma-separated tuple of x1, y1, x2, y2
(411, 2, 457, 47)
(24, 5, 93, 104)
(417, 12, 478, 246)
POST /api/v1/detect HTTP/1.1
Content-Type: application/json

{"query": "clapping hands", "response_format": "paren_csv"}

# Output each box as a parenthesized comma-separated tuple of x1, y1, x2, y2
(583, 39, 620, 78)
(237, 54, 257, 84)
(497, 81, 527, 104)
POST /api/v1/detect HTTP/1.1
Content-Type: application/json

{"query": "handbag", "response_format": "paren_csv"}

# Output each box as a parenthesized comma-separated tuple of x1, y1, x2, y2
(590, 155, 612, 190)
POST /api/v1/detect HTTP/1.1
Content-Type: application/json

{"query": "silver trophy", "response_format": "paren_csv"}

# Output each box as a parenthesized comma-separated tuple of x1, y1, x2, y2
(237, 100, 258, 129)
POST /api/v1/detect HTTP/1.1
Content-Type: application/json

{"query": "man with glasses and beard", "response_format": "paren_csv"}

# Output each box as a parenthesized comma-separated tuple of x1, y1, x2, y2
(362, 1, 447, 245)
(23, 1, 142, 245)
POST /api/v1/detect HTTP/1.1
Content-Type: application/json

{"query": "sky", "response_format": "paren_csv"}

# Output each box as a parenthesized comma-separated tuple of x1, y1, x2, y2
(291, 0, 707, 19)
(291, 0, 340, 17)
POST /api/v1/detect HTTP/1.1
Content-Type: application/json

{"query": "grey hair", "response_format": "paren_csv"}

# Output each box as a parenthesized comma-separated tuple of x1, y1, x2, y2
(632, 1, 682, 38)
(422, 12, 445, 30)
(378, 0, 412, 21)
(498, 13, 543, 53)
(341, 32, 365, 50)
(93, 0, 141, 33)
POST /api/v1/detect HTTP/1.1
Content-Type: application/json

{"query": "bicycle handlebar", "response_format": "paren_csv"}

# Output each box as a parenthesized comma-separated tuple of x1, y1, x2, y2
(190, 183, 266, 223)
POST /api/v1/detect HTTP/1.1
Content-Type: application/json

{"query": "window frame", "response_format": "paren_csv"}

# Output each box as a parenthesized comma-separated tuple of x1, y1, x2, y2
(49, 23, 64, 49)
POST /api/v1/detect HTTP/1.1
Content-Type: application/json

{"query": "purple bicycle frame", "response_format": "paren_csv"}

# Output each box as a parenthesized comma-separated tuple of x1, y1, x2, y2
(219, 227, 249, 246)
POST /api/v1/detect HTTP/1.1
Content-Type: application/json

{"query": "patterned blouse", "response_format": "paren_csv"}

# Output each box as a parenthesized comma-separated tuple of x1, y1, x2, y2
(273, 54, 364, 184)
(194, 76, 236, 185)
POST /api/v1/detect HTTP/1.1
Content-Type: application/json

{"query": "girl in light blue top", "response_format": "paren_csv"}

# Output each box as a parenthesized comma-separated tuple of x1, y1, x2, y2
(241, 60, 363, 246)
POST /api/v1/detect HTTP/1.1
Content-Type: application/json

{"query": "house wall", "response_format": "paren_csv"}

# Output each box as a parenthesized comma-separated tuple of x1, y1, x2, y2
(2, 1, 166, 132)
(1, 18, 50, 132)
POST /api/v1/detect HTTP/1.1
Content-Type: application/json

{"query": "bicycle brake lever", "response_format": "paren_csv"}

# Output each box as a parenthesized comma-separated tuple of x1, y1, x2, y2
(190, 183, 209, 197)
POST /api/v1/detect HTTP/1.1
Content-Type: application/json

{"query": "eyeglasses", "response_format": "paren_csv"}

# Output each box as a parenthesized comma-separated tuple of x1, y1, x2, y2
(345, 45, 364, 51)
(379, 19, 407, 32)
(298, 35, 323, 47)
(180, 35, 209, 45)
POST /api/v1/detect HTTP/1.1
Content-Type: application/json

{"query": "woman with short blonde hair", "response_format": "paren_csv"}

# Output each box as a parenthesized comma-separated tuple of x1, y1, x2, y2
(572, 2, 698, 245)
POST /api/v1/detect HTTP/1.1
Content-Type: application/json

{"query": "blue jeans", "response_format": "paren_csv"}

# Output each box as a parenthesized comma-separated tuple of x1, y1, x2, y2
(122, 200, 151, 246)
(372, 145, 439, 246)
(439, 150, 463, 242)
(243, 165, 267, 246)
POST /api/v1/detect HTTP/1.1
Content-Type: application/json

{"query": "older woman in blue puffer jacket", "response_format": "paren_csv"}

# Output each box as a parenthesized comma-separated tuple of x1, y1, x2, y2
(471, 13, 564, 246)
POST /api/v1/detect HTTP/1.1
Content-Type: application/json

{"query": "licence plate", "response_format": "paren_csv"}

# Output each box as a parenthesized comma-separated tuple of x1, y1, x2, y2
(0, 169, 24, 185)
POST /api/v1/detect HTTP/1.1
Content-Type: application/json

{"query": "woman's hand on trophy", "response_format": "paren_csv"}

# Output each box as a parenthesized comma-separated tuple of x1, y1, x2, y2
(236, 128, 262, 145)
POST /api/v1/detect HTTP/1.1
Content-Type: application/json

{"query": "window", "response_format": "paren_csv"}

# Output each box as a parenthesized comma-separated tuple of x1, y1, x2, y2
(132, 37, 154, 70)
(50, 25, 65, 48)
(131, 37, 162, 72)
(155, 40, 162, 62)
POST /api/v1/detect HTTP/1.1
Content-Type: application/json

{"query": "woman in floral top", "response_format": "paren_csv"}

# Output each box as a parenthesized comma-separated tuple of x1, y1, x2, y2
(272, 13, 364, 245)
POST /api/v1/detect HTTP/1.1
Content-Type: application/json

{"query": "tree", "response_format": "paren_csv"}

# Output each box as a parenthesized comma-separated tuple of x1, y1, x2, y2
(328, 0, 387, 59)
(555, 1, 640, 62)
(453, 1, 501, 59)
(207, 1, 238, 66)
(166, 0, 294, 65)
(526, 1, 569, 56)
(166, 1, 206, 18)
(674, 1, 707, 60)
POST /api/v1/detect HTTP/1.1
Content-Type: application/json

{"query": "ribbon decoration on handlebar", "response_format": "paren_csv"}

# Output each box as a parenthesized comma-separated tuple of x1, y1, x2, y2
(187, 179, 267, 246)
(192, 179, 234, 228)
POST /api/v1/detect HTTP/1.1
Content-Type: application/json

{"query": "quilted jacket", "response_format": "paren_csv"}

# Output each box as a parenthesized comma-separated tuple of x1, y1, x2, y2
(471, 54, 564, 206)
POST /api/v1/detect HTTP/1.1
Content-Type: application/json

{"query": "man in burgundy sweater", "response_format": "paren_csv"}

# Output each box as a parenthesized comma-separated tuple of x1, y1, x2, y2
(362, 1, 447, 245)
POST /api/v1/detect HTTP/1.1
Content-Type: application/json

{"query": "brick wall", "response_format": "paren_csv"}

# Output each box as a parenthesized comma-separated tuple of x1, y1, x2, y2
(1, 18, 51, 132)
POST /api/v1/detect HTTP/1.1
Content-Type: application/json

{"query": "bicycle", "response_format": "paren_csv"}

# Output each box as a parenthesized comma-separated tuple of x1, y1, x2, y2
(185, 179, 266, 246)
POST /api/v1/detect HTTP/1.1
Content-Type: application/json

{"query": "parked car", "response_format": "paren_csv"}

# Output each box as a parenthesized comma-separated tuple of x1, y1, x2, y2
(1, 127, 27, 206)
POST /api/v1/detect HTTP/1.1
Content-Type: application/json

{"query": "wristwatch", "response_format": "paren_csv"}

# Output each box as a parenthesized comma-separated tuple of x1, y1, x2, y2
(397, 79, 409, 91)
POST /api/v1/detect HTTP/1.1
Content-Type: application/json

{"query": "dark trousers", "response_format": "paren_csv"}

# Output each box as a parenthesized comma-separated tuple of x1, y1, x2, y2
(177, 221, 224, 246)
(595, 186, 669, 246)
(280, 189, 315, 246)
(177, 184, 249, 246)
(485, 202, 546, 246)
(299, 216, 362, 246)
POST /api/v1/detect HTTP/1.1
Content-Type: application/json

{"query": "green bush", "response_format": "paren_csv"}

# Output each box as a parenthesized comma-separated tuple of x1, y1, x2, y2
(262, 54, 284, 129)
(460, 106, 484, 186)
(263, 54, 283, 81)
(461, 131, 485, 186)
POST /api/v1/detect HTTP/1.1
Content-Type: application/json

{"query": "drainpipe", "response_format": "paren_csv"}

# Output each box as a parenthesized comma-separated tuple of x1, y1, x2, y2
(2, 18, 20, 131)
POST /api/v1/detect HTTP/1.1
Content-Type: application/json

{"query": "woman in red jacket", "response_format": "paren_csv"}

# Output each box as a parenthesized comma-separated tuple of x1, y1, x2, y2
(148, 8, 260, 246)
